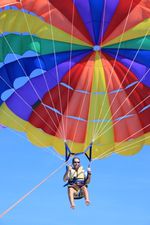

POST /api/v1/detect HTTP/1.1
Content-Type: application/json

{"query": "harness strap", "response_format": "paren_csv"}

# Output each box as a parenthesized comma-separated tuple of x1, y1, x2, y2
(64, 169, 85, 187)
(65, 142, 71, 162)
(64, 178, 85, 187)
(84, 143, 93, 162)
(64, 142, 93, 162)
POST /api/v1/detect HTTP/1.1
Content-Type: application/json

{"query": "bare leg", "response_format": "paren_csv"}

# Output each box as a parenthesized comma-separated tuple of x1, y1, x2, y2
(81, 186, 90, 206)
(68, 187, 76, 209)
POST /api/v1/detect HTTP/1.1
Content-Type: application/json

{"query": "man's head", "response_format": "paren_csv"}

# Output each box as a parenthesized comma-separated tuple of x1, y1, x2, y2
(72, 157, 80, 170)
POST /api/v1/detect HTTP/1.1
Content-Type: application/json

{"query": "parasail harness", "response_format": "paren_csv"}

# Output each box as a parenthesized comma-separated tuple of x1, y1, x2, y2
(64, 142, 93, 199)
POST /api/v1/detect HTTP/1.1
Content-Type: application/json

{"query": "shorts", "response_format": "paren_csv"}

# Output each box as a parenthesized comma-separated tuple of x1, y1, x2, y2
(68, 183, 88, 200)
(74, 189, 84, 199)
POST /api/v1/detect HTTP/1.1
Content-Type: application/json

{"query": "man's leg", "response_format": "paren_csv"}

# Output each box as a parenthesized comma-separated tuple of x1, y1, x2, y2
(68, 187, 76, 209)
(81, 186, 90, 205)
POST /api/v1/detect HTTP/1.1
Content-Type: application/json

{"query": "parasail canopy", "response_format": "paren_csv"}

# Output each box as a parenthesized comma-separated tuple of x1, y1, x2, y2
(0, 0, 150, 159)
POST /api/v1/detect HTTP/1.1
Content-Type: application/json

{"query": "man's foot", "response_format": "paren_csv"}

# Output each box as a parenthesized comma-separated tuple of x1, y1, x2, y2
(85, 200, 90, 206)
(71, 204, 75, 209)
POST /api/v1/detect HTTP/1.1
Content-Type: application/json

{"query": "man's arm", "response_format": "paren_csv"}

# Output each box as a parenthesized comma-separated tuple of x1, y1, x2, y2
(63, 166, 72, 182)
(85, 167, 92, 184)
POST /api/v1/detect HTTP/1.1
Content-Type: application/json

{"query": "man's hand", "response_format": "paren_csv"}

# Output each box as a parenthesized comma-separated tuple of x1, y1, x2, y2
(87, 167, 92, 175)
(67, 165, 72, 171)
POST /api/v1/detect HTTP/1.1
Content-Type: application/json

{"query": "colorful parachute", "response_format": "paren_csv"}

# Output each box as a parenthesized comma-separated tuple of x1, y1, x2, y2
(0, 0, 150, 159)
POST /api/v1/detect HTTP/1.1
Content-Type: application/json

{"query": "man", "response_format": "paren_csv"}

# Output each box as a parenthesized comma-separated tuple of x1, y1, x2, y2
(63, 157, 92, 209)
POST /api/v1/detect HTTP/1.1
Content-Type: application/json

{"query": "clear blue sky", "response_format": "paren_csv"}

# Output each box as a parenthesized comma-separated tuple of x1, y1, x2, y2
(0, 127, 150, 225)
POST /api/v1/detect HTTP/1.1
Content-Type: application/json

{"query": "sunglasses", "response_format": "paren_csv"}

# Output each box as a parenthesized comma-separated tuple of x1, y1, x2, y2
(73, 161, 80, 163)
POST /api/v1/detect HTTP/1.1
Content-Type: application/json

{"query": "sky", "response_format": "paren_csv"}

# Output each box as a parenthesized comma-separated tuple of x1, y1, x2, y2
(0, 127, 150, 225)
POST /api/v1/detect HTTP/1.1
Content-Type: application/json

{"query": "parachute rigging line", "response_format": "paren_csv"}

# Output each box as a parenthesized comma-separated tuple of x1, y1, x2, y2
(0, 161, 66, 219)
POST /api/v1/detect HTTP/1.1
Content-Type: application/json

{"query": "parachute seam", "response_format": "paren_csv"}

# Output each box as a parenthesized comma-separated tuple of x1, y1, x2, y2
(42, 102, 149, 122)
(0, 1, 20, 8)
(0, 6, 44, 21)
(99, 0, 107, 46)
(59, 81, 139, 95)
